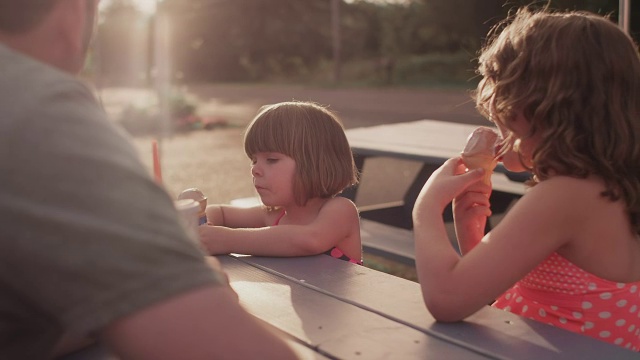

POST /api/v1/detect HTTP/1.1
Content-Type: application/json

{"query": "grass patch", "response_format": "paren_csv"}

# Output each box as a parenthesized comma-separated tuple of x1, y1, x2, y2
(256, 52, 479, 90)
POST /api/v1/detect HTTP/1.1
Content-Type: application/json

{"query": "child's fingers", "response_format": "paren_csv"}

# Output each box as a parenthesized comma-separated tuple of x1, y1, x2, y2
(464, 180, 493, 196)
(439, 157, 486, 185)
(420, 158, 489, 212)
(455, 200, 492, 218)
(455, 168, 486, 193)
(452, 158, 471, 176)
(467, 205, 492, 218)
(456, 191, 491, 208)
(443, 157, 469, 175)
(454, 200, 492, 217)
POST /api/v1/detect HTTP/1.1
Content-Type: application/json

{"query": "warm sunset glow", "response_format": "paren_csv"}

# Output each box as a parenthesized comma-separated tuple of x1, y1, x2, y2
(132, 0, 157, 15)
(345, 0, 411, 3)
(100, 0, 411, 15)
(99, 0, 157, 15)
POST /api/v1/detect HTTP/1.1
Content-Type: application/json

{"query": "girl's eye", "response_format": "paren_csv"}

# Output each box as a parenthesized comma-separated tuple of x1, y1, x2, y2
(266, 158, 278, 164)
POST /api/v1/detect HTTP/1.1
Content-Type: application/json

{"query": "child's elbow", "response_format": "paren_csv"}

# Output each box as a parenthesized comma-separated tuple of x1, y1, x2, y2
(302, 240, 329, 255)
(422, 292, 473, 322)
(299, 232, 332, 255)
(426, 304, 466, 323)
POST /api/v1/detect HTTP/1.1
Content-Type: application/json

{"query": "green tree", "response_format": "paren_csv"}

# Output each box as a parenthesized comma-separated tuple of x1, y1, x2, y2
(95, 0, 637, 86)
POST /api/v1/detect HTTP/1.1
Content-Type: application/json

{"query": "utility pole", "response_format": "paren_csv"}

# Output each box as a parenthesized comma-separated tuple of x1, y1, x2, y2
(154, 1, 172, 140)
(619, 0, 630, 34)
(331, 0, 342, 83)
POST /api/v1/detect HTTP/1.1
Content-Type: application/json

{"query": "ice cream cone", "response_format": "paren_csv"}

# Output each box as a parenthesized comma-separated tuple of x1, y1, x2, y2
(178, 188, 208, 224)
(461, 154, 497, 185)
(461, 126, 499, 185)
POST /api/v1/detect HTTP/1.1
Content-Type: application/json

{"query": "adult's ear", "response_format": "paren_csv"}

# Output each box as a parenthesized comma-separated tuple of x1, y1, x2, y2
(48, 0, 89, 73)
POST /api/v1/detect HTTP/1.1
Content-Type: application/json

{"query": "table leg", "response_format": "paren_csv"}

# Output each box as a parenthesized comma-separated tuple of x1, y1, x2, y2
(402, 163, 442, 226)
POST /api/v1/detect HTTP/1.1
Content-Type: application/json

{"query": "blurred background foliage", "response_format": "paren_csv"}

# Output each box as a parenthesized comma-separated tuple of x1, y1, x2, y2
(94, 0, 639, 88)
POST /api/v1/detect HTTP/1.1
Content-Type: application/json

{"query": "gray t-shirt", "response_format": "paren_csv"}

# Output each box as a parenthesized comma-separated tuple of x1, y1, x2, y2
(0, 44, 226, 359)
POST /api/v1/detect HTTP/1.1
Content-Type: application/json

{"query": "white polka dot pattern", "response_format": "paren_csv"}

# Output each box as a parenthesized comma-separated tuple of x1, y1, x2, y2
(493, 253, 640, 351)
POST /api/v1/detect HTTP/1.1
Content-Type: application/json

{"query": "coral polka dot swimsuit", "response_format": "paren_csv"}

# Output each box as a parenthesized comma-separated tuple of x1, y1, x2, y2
(493, 252, 640, 351)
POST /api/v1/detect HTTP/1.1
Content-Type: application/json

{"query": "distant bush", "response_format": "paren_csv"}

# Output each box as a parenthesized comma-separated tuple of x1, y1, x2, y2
(267, 52, 478, 89)
(393, 52, 479, 87)
(116, 89, 222, 136)
(118, 104, 161, 136)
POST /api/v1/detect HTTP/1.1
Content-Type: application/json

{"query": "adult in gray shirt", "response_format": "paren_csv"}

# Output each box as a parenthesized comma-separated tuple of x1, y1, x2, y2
(0, 1, 296, 359)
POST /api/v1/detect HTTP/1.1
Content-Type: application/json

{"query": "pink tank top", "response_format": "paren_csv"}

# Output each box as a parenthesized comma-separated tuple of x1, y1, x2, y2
(493, 252, 640, 351)
(273, 210, 362, 265)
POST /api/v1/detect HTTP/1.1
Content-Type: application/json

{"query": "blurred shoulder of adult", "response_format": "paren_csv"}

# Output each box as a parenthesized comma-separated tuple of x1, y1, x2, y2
(0, 43, 95, 126)
(0, 43, 94, 116)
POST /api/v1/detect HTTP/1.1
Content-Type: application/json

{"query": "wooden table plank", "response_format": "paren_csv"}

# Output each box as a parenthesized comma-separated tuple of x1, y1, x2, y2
(219, 256, 494, 360)
(347, 119, 476, 162)
(286, 340, 332, 359)
(236, 254, 638, 360)
(345, 119, 530, 182)
(58, 338, 323, 360)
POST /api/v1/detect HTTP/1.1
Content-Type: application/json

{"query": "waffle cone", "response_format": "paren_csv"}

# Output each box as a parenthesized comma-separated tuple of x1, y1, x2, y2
(461, 154, 497, 185)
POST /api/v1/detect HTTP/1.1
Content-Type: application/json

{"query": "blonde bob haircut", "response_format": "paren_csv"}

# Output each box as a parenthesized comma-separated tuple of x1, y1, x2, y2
(244, 101, 359, 206)
(474, 7, 640, 233)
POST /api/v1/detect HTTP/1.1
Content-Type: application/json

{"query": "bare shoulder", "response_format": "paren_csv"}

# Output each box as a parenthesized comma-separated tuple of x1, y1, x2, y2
(314, 197, 359, 225)
(479, 176, 603, 276)
(321, 196, 358, 214)
(529, 177, 640, 281)
(524, 176, 605, 207)
(506, 175, 613, 237)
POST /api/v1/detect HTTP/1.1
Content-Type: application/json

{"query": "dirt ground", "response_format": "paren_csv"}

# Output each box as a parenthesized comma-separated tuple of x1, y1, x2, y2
(102, 83, 486, 204)
(100, 83, 487, 280)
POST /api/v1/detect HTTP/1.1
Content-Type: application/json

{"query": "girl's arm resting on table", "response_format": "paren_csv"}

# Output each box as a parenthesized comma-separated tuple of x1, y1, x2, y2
(205, 205, 267, 228)
(102, 285, 297, 360)
(412, 160, 490, 321)
(199, 197, 359, 257)
(412, 159, 574, 322)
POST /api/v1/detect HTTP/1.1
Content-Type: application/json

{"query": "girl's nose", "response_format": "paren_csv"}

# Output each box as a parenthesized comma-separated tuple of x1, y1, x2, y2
(251, 164, 261, 177)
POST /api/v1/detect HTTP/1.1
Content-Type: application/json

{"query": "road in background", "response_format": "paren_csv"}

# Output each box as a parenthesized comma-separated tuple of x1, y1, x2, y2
(184, 83, 486, 129)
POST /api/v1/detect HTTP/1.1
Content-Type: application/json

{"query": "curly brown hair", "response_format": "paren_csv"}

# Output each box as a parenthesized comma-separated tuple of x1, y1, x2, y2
(474, 7, 640, 233)
(244, 101, 359, 207)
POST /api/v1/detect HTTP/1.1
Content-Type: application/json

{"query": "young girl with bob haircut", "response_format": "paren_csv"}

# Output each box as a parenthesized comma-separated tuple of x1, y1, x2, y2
(412, 7, 640, 350)
(198, 101, 362, 264)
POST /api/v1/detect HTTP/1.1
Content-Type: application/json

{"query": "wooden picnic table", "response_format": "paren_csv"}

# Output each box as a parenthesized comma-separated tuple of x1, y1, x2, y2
(220, 254, 636, 359)
(60, 254, 638, 359)
(343, 119, 530, 229)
